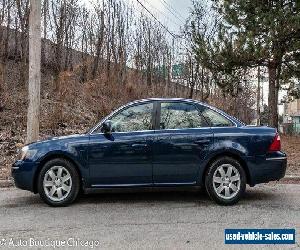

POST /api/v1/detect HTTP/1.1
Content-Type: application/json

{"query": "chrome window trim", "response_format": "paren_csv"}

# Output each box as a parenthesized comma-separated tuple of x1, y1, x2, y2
(153, 126, 236, 133)
(89, 99, 238, 135)
(90, 129, 155, 136)
(90, 126, 234, 136)
(158, 99, 238, 128)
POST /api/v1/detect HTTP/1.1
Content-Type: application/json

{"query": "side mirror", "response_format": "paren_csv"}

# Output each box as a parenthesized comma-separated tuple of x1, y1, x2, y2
(101, 120, 112, 134)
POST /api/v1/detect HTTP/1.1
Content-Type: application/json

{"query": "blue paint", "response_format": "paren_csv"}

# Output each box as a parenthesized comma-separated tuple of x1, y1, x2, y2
(12, 98, 287, 193)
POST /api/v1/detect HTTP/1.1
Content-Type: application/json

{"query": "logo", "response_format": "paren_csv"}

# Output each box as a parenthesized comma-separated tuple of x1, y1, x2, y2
(225, 229, 295, 244)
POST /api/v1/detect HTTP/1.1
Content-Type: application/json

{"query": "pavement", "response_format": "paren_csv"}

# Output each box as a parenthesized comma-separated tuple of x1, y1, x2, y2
(0, 184, 299, 249)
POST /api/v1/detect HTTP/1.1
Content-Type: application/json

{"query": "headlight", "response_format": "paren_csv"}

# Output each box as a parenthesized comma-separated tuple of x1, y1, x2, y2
(18, 146, 37, 161)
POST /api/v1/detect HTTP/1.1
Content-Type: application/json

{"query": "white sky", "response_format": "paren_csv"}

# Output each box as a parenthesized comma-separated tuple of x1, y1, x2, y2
(134, 0, 192, 33)
(83, 0, 192, 34)
(82, 0, 284, 115)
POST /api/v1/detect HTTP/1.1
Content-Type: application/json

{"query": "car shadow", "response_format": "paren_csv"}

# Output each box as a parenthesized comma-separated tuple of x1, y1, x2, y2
(2, 186, 278, 208)
(243, 188, 278, 201)
(76, 189, 209, 205)
(1, 193, 43, 208)
(74, 186, 277, 205)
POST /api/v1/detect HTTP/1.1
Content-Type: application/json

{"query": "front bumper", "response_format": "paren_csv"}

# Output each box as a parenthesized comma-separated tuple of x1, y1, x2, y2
(248, 151, 287, 186)
(11, 160, 39, 192)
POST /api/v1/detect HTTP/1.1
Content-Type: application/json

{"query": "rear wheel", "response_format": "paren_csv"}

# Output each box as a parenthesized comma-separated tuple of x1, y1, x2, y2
(38, 158, 80, 207)
(205, 157, 246, 205)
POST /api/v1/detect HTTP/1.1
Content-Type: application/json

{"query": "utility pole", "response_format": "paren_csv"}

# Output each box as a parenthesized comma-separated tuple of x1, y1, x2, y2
(256, 67, 261, 126)
(26, 0, 41, 144)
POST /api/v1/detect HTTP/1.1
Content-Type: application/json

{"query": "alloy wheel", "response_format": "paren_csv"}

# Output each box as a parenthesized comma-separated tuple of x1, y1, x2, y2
(43, 166, 72, 202)
(212, 164, 241, 200)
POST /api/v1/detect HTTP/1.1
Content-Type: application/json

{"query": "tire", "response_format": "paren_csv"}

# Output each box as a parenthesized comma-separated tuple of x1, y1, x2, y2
(37, 158, 80, 207)
(205, 156, 246, 205)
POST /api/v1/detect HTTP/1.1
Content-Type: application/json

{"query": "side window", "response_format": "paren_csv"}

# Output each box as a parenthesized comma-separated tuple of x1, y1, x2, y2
(160, 102, 208, 129)
(110, 103, 153, 132)
(201, 108, 234, 127)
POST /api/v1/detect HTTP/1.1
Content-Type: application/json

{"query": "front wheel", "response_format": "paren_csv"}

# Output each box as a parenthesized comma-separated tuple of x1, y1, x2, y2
(38, 158, 80, 207)
(205, 157, 246, 205)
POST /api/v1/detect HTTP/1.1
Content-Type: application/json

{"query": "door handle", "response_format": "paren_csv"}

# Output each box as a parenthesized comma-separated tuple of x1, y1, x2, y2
(131, 143, 148, 148)
(194, 139, 210, 145)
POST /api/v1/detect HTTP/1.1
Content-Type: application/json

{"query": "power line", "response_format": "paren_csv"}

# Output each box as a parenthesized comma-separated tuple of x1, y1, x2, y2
(135, 0, 192, 54)
(159, 0, 186, 25)
(135, 0, 177, 38)
(161, 0, 186, 21)
(143, 0, 183, 28)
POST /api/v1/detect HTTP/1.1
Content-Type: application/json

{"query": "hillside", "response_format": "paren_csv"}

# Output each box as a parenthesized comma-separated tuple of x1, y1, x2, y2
(0, 58, 193, 179)
(1, 59, 299, 180)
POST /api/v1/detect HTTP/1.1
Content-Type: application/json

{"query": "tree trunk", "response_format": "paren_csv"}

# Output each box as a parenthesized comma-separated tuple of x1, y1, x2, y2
(92, 14, 105, 79)
(188, 57, 194, 99)
(200, 67, 204, 101)
(14, 17, 19, 58)
(256, 67, 261, 125)
(275, 62, 282, 115)
(26, 0, 41, 144)
(0, 62, 6, 111)
(16, 0, 29, 86)
(268, 61, 278, 129)
(41, 0, 48, 66)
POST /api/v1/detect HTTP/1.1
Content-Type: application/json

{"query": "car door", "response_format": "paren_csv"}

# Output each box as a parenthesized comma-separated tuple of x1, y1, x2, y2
(153, 101, 213, 185)
(88, 101, 155, 187)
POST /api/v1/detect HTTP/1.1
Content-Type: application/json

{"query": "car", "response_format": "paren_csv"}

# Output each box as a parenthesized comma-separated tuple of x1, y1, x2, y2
(12, 98, 287, 206)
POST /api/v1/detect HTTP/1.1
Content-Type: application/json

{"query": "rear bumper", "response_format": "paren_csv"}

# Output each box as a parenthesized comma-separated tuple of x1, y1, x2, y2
(11, 160, 39, 192)
(247, 152, 287, 186)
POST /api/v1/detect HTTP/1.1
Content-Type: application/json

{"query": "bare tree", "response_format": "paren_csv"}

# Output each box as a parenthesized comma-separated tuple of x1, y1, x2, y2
(16, 0, 29, 85)
(41, 0, 49, 66)
(91, 7, 105, 79)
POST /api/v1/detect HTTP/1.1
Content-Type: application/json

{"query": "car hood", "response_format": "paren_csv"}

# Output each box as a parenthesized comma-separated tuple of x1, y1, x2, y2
(48, 134, 85, 140)
(27, 133, 87, 148)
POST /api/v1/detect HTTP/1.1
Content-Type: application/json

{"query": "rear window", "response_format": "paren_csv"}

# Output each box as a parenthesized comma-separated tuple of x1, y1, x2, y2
(201, 108, 234, 127)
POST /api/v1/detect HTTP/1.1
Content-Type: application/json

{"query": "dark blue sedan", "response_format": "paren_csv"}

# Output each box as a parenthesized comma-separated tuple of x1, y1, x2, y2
(12, 98, 287, 206)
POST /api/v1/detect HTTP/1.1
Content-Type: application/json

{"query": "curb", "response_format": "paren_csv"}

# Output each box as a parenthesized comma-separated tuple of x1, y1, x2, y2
(280, 175, 300, 184)
(0, 179, 14, 188)
(283, 175, 300, 180)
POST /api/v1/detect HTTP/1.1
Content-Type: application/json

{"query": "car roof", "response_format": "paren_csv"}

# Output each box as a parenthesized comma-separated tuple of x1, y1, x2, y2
(128, 97, 206, 106)
(128, 98, 224, 112)
(137, 97, 196, 102)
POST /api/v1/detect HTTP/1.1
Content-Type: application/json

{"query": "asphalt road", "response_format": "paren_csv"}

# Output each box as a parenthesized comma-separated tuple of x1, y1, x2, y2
(0, 184, 299, 250)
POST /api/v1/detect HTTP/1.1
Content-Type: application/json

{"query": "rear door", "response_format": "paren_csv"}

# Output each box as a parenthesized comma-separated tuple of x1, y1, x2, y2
(152, 101, 213, 185)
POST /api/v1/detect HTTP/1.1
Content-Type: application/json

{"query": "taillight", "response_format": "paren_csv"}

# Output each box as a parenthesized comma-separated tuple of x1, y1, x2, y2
(268, 133, 281, 152)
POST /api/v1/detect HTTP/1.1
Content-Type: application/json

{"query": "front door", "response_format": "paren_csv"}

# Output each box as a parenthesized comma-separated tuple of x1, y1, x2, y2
(88, 102, 155, 187)
(153, 101, 213, 185)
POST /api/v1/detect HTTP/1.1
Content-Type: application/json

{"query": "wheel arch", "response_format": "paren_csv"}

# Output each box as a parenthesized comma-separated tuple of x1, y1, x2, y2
(201, 152, 251, 186)
(33, 153, 84, 193)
